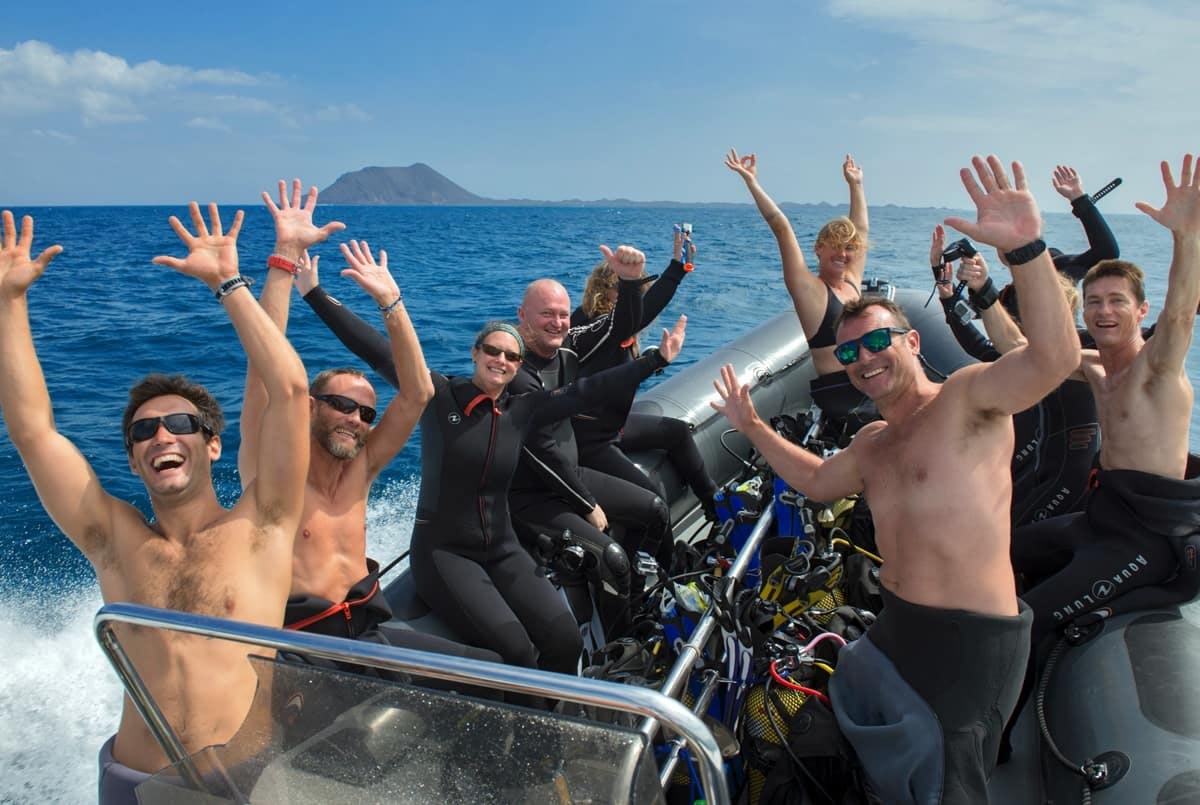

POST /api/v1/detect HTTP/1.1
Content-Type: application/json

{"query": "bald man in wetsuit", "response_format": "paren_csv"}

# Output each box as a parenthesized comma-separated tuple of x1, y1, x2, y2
(714, 155, 1079, 804)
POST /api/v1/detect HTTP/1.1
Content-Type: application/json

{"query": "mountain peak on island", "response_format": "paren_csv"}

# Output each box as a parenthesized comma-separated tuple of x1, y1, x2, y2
(321, 164, 486, 205)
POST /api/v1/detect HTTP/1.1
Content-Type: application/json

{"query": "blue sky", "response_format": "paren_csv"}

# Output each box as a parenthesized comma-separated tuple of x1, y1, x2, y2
(1, 0, 1197, 209)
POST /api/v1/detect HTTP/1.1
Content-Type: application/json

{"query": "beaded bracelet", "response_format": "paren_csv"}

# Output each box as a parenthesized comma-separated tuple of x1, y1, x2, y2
(379, 292, 403, 319)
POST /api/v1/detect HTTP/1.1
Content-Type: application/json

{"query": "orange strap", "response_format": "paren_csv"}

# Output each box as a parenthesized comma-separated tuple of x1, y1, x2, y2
(285, 579, 380, 631)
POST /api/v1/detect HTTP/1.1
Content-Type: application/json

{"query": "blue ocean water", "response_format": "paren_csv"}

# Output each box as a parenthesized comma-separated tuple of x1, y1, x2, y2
(0, 202, 1196, 802)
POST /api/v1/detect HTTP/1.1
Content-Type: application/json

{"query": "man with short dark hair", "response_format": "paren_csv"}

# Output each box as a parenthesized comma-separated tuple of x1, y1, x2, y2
(0, 204, 311, 804)
(713, 156, 1079, 803)
(1012, 155, 1200, 647)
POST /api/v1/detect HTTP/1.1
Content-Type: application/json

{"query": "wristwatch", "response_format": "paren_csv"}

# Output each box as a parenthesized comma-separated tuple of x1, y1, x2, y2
(1003, 239, 1047, 266)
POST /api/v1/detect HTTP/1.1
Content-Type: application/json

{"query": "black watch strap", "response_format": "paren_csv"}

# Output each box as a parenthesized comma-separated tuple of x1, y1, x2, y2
(969, 278, 1000, 310)
(1003, 238, 1047, 266)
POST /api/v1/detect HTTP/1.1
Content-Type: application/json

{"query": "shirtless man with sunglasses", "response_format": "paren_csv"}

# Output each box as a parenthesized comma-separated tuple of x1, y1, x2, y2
(0, 204, 310, 803)
(242, 181, 500, 680)
(713, 156, 1079, 804)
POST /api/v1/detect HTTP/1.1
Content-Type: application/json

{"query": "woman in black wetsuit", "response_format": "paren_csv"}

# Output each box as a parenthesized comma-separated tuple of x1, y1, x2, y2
(571, 227, 721, 521)
(725, 148, 874, 438)
(932, 228, 1100, 529)
(296, 259, 687, 676)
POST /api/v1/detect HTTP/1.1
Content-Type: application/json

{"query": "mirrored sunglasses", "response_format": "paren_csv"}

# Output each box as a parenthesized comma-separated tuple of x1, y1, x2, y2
(314, 393, 377, 424)
(833, 327, 910, 366)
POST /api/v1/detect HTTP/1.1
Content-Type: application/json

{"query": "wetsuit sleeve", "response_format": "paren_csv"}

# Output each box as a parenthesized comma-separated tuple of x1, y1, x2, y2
(570, 277, 644, 365)
(528, 350, 667, 426)
(1055, 196, 1120, 282)
(301, 286, 400, 389)
(509, 366, 600, 512)
(639, 259, 687, 326)
(940, 296, 1000, 363)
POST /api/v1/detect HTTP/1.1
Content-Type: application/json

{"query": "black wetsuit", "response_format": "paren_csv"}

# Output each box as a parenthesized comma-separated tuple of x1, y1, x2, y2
(569, 258, 719, 519)
(298, 285, 667, 671)
(412, 353, 668, 675)
(509, 276, 673, 591)
(831, 588, 1032, 804)
(1013, 465, 1200, 648)
(942, 298, 1101, 528)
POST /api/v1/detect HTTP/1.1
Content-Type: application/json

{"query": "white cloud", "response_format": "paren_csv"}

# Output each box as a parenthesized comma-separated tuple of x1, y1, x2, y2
(186, 117, 232, 133)
(31, 128, 77, 143)
(78, 89, 145, 126)
(0, 40, 260, 126)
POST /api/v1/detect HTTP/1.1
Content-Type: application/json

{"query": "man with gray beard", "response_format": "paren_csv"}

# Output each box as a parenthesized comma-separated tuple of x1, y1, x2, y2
(242, 180, 501, 674)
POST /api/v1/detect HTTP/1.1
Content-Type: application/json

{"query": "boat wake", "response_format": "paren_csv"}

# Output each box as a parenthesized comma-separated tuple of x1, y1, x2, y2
(0, 477, 419, 804)
(0, 582, 120, 804)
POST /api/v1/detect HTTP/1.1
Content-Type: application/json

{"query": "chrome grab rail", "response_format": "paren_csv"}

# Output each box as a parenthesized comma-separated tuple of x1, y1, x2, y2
(638, 506, 775, 743)
(94, 602, 731, 805)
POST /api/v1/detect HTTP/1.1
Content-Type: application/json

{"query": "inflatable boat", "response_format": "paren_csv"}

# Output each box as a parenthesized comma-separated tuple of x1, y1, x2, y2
(94, 284, 1200, 804)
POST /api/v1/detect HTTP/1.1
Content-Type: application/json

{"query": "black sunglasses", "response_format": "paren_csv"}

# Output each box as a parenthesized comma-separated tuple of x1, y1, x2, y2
(126, 413, 211, 448)
(833, 327, 910, 366)
(314, 394, 377, 424)
(476, 342, 523, 363)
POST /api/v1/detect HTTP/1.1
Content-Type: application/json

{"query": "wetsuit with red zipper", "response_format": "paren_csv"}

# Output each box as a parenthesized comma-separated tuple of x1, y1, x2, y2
(411, 350, 669, 675)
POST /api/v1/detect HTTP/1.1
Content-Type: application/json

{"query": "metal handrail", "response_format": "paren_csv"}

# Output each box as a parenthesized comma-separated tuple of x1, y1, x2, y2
(94, 602, 731, 805)
(639, 504, 776, 742)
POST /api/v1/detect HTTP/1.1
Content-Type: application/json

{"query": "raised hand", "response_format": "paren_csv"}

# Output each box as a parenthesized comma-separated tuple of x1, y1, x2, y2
(294, 251, 320, 296)
(152, 202, 244, 288)
(930, 225, 954, 299)
(944, 155, 1042, 252)
(930, 224, 947, 267)
(658, 314, 687, 363)
(339, 240, 401, 307)
(710, 363, 759, 432)
(1135, 154, 1200, 238)
(262, 178, 345, 253)
(1052, 165, 1086, 201)
(843, 153, 863, 186)
(957, 253, 991, 292)
(0, 211, 62, 299)
(725, 148, 758, 183)
(599, 244, 647, 280)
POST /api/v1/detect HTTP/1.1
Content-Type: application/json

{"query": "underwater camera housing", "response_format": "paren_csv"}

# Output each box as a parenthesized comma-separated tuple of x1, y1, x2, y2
(941, 237, 977, 264)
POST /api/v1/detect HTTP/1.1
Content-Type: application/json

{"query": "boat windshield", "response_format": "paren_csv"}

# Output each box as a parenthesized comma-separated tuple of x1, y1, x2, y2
(134, 655, 665, 804)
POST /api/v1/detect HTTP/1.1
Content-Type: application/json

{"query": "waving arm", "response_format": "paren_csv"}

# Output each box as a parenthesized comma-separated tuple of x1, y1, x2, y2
(0, 212, 125, 557)
(945, 156, 1079, 416)
(725, 148, 828, 336)
(154, 203, 310, 531)
(239, 179, 344, 488)
(1135, 155, 1200, 375)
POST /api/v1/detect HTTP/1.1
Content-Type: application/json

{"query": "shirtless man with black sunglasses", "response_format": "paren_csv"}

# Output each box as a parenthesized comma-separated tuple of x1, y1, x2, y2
(241, 180, 501, 679)
(0, 203, 311, 804)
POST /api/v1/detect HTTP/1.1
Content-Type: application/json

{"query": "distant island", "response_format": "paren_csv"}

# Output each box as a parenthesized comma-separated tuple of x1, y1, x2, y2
(320, 163, 846, 209)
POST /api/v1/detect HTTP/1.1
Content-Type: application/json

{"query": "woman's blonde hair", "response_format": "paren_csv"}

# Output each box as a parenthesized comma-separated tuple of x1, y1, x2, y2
(814, 216, 870, 254)
(581, 260, 617, 318)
